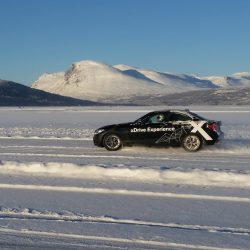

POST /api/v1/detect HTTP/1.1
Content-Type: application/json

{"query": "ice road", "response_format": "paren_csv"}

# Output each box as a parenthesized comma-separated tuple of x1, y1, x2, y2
(0, 106, 249, 249)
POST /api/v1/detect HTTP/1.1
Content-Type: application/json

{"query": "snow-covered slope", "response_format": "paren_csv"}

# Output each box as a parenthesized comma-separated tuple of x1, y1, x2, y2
(115, 65, 250, 89)
(32, 72, 65, 93)
(32, 60, 218, 102)
(115, 64, 216, 89)
(201, 76, 228, 87)
(228, 72, 250, 86)
(202, 72, 250, 88)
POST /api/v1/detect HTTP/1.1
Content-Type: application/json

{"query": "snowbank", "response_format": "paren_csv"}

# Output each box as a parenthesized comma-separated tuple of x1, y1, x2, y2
(1, 162, 250, 188)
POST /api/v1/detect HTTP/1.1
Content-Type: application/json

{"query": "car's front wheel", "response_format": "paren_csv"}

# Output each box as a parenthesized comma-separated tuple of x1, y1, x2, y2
(182, 134, 202, 152)
(103, 134, 122, 151)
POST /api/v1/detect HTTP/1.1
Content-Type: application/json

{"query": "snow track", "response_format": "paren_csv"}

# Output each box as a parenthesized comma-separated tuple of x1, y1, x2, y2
(1, 208, 250, 236)
(0, 228, 238, 250)
(1, 183, 250, 202)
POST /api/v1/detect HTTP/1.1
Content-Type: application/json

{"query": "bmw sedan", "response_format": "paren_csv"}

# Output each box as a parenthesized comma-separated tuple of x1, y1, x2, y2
(93, 109, 223, 152)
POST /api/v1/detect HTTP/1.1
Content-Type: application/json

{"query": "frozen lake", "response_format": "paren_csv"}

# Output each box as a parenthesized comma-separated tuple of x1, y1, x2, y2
(0, 106, 249, 249)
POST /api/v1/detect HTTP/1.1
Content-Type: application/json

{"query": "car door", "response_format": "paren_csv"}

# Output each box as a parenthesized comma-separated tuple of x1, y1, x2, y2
(127, 119, 150, 144)
(129, 112, 174, 145)
(165, 112, 193, 145)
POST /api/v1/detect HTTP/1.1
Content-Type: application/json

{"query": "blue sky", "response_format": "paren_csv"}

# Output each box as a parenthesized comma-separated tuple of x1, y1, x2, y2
(1, 0, 250, 85)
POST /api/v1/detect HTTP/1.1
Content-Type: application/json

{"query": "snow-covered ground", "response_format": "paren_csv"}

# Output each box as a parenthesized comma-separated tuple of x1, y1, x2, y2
(0, 106, 250, 249)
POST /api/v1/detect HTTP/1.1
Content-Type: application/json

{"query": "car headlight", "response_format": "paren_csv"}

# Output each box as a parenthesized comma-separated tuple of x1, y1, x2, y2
(94, 129, 105, 135)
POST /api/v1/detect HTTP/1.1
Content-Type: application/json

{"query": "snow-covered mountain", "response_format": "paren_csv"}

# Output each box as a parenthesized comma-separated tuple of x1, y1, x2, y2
(32, 60, 250, 103)
(33, 61, 164, 101)
(114, 64, 216, 89)
(116, 65, 250, 89)
(201, 72, 250, 88)
(32, 60, 218, 102)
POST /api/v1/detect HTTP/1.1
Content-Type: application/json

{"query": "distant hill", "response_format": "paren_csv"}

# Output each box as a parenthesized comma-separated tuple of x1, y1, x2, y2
(202, 72, 250, 88)
(0, 80, 100, 106)
(114, 64, 216, 89)
(120, 87, 250, 105)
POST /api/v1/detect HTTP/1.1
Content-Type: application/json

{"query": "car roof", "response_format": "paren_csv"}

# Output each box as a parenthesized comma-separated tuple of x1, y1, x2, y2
(152, 109, 196, 118)
(153, 109, 191, 114)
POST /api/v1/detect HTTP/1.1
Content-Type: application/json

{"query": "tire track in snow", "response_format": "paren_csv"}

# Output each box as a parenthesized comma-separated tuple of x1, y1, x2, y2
(0, 145, 93, 150)
(0, 136, 92, 141)
(1, 152, 171, 160)
(0, 184, 249, 203)
(1, 152, 250, 165)
(0, 227, 239, 250)
(0, 209, 249, 236)
(0, 145, 83, 149)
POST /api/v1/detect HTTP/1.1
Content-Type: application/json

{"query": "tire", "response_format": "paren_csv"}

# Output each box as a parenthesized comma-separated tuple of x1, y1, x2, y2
(103, 134, 122, 151)
(181, 134, 202, 152)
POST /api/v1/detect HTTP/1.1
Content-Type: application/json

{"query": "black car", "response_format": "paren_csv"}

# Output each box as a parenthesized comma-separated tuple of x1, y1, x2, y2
(93, 109, 223, 152)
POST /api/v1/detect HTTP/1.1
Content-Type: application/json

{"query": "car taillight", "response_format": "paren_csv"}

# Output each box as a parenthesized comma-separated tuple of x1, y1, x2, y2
(207, 122, 218, 132)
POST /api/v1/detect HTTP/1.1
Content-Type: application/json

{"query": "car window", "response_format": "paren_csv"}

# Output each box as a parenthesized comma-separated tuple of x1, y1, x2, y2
(144, 112, 170, 124)
(170, 112, 191, 121)
(149, 114, 163, 123)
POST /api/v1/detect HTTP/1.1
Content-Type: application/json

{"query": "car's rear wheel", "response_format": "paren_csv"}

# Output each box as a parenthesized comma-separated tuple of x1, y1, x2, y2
(182, 134, 202, 152)
(103, 134, 122, 151)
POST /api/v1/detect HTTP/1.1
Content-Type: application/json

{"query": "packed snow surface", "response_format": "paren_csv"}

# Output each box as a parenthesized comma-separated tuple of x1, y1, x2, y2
(0, 106, 250, 249)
